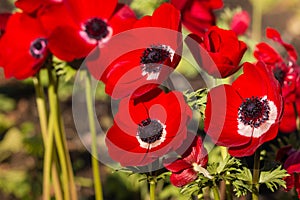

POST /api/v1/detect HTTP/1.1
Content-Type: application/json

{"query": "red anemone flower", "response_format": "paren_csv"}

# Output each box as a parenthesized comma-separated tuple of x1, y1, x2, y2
(171, 0, 223, 36)
(204, 62, 283, 157)
(276, 146, 300, 198)
(164, 135, 210, 187)
(0, 13, 49, 79)
(254, 28, 300, 103)
(105, 88, 192, 167)
(38, 0, 136, 61)
(90, 3, 182, 99)
(186, 26, 247, 78)
(254, 28, 300, 133)
(230, 10, 250, 36)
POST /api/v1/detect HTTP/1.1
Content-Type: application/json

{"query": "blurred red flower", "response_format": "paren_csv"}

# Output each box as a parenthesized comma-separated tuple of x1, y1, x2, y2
(204, 62, 283, 157)
(96, 3, 182, 99)
(164, 135, 210, 187)
(0, 13, 49, 79)
(230, 10, 250, 36)
(255, 28, 300, 133)
(186, 26, 247, 78)
(38, 0, 136, 61)
(171, 0, 223, 36)
(276, 146, 300, 198)
(105, 88, 192, 166)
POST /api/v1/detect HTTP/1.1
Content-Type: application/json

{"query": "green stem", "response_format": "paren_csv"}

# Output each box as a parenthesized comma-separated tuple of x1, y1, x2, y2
(252, 149, 261, 200)
(57, 96, 78, 200)
(47, 67, 74, 200)
(149, 179, 156, 200)
(33, 74, 62, 200)
(225, 182, 232, 200)
(85, 71, 104, 200)
(212, 185, 220, 200)
(251, 0, 263, 42)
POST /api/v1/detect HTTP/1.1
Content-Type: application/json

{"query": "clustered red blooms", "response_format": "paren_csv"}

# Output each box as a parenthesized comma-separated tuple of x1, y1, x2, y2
(1, 0, 298, 191)
(0, 0, 136, 79)
(255, 28, 300, 133)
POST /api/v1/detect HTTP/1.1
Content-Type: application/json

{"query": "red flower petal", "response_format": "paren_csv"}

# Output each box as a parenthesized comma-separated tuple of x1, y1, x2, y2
(187, 26, 247, 78)
(204, 84, 250, 147)
(254, 42, 283, 65)
(0, 13, 11, 36)
(63, 0, 117, 23)
(266, 28, 298, 62)
(106, 89, 191, 166)
(152, 3, 181, 31)
(48, 26, 94, 61)
(279, 102, 297, 133)
(170, 168, 198, 187)
(15, 0, 43, 14)
(285, 151, 300, 174)
(228, 124, 280, 157)
(109, 4, 137, 35)
(0, 13, 48, 79)
(164, 159, 191, 173)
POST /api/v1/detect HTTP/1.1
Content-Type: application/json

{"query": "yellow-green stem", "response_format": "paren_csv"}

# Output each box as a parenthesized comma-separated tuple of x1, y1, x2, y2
(85, 71, 104, 200)
(212, 185, 220, 200)
(149, 179, 156, 200)
(33, 75, 62, 200)
(57, 94, 78, 200)
(252, 149, 261, 200)
(47, 67, 71, 200)
(251, 0, 263, 42)
(51, 155, 63, 200)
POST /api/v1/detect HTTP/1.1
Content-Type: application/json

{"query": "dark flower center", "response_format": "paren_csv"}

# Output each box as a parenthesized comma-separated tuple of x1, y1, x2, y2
(84, 17, 109, 40)
(137, 118, 163, 144)
(30, 38, 48, 59)
(140, 45, 171, 74)
(238, 96, 270, 128)
(141, 45, 171, 65)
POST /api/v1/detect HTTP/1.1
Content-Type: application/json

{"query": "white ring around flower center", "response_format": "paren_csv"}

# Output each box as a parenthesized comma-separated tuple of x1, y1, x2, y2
(136, 119, 167, 149)
(141, 45, 175, 81)
(80, 23, 113, 46)
(237, 96, 277, 138)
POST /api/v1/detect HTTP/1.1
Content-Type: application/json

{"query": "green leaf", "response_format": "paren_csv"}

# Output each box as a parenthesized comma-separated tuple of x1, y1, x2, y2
(259, 165, 289, 192)
(183, 88, 208, 118)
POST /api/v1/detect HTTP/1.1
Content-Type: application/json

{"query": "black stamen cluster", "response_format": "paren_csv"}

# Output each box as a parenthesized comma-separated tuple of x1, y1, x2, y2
(141, 45, 170, 64)
(30, 38, 47, 59)
(84, 18, 109, 40)
(238, 96, 270, 128)
(137, 118, 163, 144)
